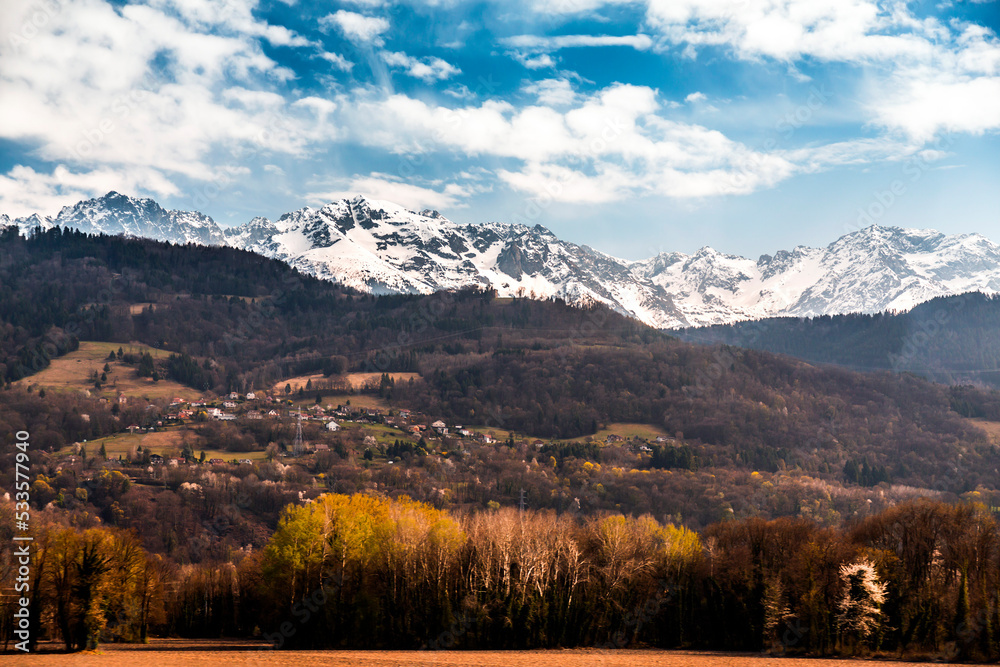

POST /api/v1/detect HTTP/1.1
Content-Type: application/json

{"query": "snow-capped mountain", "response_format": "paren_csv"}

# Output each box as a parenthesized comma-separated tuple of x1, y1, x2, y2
(221, 197, 686, 327)
(7, 192, 1000, 329)
(631, 226, 1000, 326)
(1, 192, 227, 246)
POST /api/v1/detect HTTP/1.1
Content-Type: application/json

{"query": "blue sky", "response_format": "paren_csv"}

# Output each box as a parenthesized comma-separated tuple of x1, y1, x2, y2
(1, 0, 998, 259)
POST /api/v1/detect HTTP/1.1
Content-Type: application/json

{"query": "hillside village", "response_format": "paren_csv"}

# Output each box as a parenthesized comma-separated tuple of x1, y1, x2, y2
(74, 384, 677, 473)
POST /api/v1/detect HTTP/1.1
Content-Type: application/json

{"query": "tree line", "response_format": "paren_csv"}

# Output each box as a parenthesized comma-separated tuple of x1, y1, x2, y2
(4, 495, 1000, 660)
(677, 291, 1000, 388)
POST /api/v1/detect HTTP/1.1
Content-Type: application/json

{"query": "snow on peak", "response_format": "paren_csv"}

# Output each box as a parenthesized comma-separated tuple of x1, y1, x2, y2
(5, 194, 1000, 329)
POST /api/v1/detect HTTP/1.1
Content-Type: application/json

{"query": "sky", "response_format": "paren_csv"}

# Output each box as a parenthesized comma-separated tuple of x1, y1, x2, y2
(0, 0, 998, 260)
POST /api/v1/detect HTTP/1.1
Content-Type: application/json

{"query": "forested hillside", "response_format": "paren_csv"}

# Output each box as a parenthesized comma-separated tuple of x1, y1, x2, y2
(6, 229, 1000, 657)
(5, 228, 1000, 493)
(677, 292, 1000, 387)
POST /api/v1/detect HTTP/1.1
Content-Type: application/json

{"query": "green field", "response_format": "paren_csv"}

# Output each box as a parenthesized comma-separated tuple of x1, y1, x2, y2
(345, 422, 411, 445)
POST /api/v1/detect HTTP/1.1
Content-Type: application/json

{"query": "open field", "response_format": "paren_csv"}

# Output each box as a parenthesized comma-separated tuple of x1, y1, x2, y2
(344, 372, 421, 388)
(71, 429, 194, 458)
(569, 422, 672, 443)
(56, 427, 269, 462)
(291, 394, 393, 411)
(463, 422, 670, 445)
(344, 421, 409, 445)
(274, 372, 420, 394)
(17, 341, 202, 401)
(970, 418, 1000, 445)
(3, 642, 961, 666)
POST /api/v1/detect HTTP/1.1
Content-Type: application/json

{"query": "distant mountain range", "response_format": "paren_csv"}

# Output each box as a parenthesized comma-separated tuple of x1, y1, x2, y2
(6, 191, 1000, 328)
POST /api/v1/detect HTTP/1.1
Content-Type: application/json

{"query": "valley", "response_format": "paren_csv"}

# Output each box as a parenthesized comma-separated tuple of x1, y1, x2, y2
(4, 227, 1000, 660)
(4, 0, 997, 661)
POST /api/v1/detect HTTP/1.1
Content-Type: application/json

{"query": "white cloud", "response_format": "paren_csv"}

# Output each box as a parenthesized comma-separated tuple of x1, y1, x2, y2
(144, 0, 315, 48)
(0, 0, 331, 215)
(0, 164, 178, 219)
(872, 69, 1000, 140)
(503, 33, 653, 52)
(308, 173, 469, 210)
(511, 52, 557, 69)
(319, 51, 354, 71)
(524, 0, 639, 15)
(443, 84, 476, 100)
(336, 83, 810, 202)
(293, 96, 338, 122)
(3, 0, 996, 219)
(644, 0, 937, 63)
(642, 0, 1000, 141)
(498, 162, 639, 204)
(382, 51, 460, 82)
(523, 78, 578, 106)
(320, 10, 390, 46)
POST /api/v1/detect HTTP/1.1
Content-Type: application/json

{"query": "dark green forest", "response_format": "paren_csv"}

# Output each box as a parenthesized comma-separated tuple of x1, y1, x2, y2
(676, 292, 1000, 387)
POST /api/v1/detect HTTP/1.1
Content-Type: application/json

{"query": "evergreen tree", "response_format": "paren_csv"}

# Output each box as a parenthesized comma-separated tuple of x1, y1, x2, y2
(137, 353, 155, 378)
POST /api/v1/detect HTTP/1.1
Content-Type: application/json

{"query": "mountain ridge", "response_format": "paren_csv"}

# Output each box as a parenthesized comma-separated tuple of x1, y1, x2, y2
(5, 191, 1000, 328)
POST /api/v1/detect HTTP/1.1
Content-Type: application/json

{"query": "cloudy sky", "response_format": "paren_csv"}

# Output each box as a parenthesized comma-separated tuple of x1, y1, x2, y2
(1, 0, 998, 259)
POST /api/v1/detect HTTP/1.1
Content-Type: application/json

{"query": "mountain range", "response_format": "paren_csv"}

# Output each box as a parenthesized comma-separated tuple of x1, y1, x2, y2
(5, 191, 1000, 329)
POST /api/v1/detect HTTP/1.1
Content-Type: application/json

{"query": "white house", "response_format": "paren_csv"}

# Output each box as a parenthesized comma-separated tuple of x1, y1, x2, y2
(326, 420, 340, 432)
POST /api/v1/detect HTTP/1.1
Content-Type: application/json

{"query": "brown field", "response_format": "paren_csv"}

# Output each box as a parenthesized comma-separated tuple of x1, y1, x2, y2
(273, 373, 323, 393)
(59, 428, 193, 458)
(56, 427, 269, 462)
(274, 372, 420, 395)
(16, 341, 202, 401)
(460, 422, 670, 446)
(970, 418, 1000, 445)
(2, 642, 960, 666)
(569, 422, 672, 443)
(344, 372, 421, 388)
(321, 394, 393, 410)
